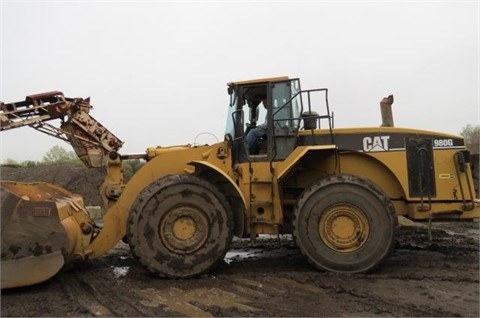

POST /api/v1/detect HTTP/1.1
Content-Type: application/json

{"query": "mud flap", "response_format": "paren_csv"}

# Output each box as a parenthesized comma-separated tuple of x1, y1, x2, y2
(0, 182, 76, 289)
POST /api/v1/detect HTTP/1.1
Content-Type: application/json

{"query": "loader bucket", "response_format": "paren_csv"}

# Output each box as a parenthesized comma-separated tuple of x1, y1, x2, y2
(0, 181, 93, 289)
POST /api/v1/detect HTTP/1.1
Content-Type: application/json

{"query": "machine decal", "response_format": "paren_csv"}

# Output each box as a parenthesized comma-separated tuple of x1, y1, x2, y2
(33, 207, 52, 217)
(433, 138, 464, 149)
(299, 132, 465, 153)
(439, 173, 455, 179)
(362, 136, 390, 152)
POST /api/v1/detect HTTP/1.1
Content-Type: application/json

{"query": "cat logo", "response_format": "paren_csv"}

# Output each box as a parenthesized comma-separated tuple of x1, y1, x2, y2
(363, 135, 390, 152)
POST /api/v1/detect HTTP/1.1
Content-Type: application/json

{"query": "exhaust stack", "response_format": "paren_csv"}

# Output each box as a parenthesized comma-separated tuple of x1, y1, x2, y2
(380, 95, 394, 127)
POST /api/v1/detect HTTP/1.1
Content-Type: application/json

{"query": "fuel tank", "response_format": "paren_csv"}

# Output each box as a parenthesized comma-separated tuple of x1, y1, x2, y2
(0, 181, 94, 289)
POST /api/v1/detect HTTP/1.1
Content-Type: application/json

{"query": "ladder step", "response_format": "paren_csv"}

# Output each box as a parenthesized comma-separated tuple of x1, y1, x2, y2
(250, 219, 275, 225)
(251, 179, 273, 184)
(250, 201, 273, 207)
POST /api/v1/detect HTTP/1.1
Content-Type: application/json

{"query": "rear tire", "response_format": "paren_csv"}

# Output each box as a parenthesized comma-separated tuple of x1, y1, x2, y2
(293, 174, 397, 273)
(127, 174, 233, 278)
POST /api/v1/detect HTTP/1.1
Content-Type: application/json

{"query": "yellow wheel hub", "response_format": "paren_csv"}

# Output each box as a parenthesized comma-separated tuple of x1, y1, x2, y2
(319, 204, 369, 252)
(160, 206, 208, 254)
(172, 216, 196, 241)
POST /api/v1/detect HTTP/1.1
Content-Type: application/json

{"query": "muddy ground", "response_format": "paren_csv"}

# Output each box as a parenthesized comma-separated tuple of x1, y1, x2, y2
(1, 164, 479, 317)
(1, 221, 478, 317)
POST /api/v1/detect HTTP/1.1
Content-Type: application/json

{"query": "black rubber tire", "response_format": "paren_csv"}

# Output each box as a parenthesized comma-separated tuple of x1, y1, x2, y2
(127, 174, 233, 278)
(292, 174, 397, 273)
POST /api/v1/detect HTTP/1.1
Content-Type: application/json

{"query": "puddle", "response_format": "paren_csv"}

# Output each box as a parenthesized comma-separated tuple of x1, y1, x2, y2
(112, 266, 129, 277)
(224, 249, 263, 264)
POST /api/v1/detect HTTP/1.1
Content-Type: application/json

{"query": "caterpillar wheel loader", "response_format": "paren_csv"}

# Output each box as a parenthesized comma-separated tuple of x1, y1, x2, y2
(1, 76, 478, 289)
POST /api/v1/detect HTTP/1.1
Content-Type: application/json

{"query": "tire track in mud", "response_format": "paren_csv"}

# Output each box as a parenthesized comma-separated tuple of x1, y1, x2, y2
(329, 286, 449, 317)
(54, 251, 172, 317)
(59, 270, 149, 317)
(307, 244, 479, 317)
(225, 276, 330, 316)
(230, 274, 451, 317)
(130, 275, 329, 317)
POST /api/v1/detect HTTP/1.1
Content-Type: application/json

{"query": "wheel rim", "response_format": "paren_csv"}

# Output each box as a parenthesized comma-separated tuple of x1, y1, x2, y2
(160, 205, 209, 254)
(319, 203, 369, 252)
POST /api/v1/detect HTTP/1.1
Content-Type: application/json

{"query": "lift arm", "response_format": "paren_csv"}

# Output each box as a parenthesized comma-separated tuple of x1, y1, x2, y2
(1, 91, 123, 167)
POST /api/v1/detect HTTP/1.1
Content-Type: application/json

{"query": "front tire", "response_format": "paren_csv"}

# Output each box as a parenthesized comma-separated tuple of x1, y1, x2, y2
(293, 174, 397, 273)
(127, 174, 233, 278)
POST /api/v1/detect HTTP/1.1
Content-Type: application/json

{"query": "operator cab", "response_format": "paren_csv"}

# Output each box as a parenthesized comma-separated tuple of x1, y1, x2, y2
(225, 76, 331, 163)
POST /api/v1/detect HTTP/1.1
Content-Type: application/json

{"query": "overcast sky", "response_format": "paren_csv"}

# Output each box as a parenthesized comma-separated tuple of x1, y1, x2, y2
(1, 0, 478, 162)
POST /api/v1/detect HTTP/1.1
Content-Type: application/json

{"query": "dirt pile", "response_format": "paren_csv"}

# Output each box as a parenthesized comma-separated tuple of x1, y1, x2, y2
(0, 163, 105, 206)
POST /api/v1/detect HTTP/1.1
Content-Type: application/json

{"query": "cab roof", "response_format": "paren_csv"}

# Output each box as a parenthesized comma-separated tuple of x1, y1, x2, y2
(227, 76, 290, 87)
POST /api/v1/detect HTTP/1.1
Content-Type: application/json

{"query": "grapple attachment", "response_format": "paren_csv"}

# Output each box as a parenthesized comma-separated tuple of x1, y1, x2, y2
(1, 181, 95, 289)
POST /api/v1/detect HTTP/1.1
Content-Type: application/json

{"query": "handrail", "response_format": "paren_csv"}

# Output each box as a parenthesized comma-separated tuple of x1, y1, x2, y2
(271, 88, 334, 144)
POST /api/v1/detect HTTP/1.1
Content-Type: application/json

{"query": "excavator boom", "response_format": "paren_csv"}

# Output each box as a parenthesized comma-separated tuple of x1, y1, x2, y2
(1, 91, 123, 167)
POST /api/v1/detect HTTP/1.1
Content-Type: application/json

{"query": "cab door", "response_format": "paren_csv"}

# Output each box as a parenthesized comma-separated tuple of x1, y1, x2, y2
(270, 79, 302, 160)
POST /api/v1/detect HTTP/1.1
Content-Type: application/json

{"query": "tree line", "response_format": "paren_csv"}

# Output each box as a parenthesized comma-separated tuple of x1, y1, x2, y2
(460, 124, 479, 154)
(2, 145, 143, 180)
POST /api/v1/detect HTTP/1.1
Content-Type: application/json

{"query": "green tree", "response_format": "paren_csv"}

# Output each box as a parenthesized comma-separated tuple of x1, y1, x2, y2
(460, 124, 480, 154)
(22, 160, 38, 167)
(1, 158, 20, 166)
(42, 145, 81, 164)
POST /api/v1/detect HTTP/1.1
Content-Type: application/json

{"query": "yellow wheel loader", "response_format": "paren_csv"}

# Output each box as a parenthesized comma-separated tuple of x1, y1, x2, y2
(1, 77, 478, 289)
